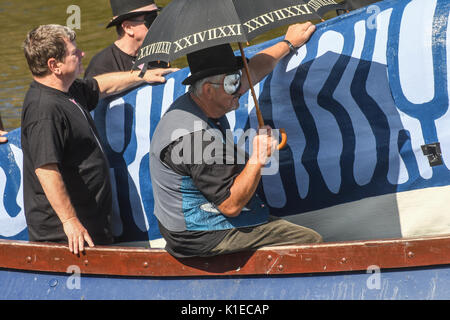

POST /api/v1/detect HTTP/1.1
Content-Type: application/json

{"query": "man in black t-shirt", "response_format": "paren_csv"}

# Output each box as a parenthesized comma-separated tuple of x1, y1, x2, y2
(22, 24, 177, 254)
(84, 0, 167, 79)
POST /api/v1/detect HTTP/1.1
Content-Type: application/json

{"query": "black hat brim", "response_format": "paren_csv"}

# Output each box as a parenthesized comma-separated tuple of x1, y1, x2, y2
(182, 56, 245, 85)
(106, 9, 159, 28)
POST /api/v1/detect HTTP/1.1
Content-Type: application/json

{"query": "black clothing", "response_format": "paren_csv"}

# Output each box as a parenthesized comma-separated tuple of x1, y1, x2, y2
(84, 43, 167, 78)
(157, 117, 248, 258)
(84, 44, 134, 78)
(21, 79, 113, 245)
(157, 221, 229, 258)
(337, 0, 380, 14)
(160, 118, 246, 206)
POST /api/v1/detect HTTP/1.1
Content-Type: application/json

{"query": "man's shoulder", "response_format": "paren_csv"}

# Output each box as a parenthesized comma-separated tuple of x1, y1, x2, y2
(89, 43, 116, 60)
(22, 84, 65, 128)
(84, 44, 119, 78)
(70, 78, 96, 92)
(23, 81, 61, 109)
(159, 93, 205, 125)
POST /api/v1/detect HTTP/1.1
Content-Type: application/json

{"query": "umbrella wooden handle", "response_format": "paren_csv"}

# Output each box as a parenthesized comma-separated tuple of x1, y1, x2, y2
(277, 128, 287, 150)
(238, 43, 287, 150)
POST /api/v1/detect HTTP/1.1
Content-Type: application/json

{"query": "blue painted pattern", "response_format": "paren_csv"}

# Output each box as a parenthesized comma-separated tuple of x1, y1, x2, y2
(0, 0, 449, 243)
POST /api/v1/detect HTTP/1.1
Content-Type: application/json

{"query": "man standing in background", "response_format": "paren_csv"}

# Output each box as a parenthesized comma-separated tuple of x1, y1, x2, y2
(84, 0, 166, 78)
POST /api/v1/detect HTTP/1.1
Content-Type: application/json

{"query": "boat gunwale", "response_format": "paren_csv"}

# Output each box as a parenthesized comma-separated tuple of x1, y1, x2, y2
(2, 234, 450, 277)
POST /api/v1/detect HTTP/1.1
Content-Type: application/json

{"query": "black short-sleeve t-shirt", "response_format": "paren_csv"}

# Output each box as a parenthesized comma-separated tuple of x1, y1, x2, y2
(21, 78, 113, 245)
(84, 43, 168, 78)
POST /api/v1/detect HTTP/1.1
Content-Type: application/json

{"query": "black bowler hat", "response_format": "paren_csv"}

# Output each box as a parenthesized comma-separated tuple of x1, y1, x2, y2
(182, 44, 245, 86)
(106, 0, 159, 28)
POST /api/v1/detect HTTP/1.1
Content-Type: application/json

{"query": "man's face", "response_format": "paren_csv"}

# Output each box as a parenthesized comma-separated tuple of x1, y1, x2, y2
(125, 12, 156, 46)
(209, 73, 242, 114)
(58, 39, 84, 80)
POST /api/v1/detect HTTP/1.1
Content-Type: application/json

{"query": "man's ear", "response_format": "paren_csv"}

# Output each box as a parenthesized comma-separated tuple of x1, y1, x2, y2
(47, 58, 61, 75)
(202, 82, 215, 99)
(121, 21, 134, 36)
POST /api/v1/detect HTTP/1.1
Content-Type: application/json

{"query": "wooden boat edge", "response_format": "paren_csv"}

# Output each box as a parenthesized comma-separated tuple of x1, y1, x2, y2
(2, 234, 450, 277)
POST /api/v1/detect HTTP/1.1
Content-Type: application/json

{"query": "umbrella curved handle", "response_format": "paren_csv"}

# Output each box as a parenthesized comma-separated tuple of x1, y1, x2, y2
(277, 128, 287, 150)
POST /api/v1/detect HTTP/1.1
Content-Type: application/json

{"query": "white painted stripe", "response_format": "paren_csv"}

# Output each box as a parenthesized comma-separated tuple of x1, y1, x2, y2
(372, 8, 392, 65)
(304, 31, 345, 194)
(0, 145, 26, 237)
(127, 86, 152, 232)
(161, 77, 175, 117)
(398, 0, 436, 104)
(106, 97, 125, 153)
(351, 20, 366, 60)
(286, 45, 307, 72)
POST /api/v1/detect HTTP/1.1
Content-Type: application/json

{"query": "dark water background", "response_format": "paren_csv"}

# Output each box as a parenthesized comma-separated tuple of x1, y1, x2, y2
(0, 0, 335, 130)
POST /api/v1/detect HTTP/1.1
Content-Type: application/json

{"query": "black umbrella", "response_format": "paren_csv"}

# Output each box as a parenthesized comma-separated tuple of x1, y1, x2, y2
(135, 0, 343, 149)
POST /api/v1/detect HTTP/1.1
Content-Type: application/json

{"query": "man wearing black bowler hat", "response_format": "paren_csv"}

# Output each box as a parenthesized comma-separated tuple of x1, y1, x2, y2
(85, 0, 166, 79)
(150, 23, 323, 258)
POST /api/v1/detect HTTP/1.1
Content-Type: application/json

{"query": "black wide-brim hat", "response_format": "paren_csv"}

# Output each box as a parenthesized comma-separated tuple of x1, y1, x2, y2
(106, 0, 159, 28)
(182, 44, 245, 86)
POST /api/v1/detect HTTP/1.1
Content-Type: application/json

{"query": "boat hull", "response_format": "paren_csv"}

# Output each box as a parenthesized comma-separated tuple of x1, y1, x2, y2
(2, 263, 450, 300)
(2, 235, 450, 300)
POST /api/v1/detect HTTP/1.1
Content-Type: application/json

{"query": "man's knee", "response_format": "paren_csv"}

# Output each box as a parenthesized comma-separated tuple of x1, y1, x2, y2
(308, 230, 323, 243)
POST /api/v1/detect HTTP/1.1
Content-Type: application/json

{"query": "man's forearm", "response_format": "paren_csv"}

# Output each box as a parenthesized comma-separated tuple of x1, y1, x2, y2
(94, 71, 145, 97)
(35, 164, 77, 224)
(35, 163, 95, 253)
(217, 127, 277, 217)
(217, 161, 263, 217)
(241, 22, 316, 93)
(94, 67, 179, 98)
(246, 41, 292, 87)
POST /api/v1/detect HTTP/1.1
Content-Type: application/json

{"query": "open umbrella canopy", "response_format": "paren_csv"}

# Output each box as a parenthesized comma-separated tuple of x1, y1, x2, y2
(134, 0, 343, 67)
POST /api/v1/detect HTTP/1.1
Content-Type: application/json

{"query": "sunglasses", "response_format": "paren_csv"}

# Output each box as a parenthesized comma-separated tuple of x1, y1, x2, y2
(129, 11, 158, 29)
(209, 71, 242, 96)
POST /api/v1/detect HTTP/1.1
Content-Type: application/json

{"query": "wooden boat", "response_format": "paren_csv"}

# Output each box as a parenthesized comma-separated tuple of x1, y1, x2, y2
(1, 0, 450, 300)
(2, 235, 450, 299)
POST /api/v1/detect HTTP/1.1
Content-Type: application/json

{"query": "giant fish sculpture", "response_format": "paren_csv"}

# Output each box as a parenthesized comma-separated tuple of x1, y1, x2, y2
(1, 0, 449, 245)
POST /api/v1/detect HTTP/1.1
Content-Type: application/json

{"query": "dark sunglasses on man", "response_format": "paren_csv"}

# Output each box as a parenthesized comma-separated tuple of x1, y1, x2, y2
(129, 11, 158, 29)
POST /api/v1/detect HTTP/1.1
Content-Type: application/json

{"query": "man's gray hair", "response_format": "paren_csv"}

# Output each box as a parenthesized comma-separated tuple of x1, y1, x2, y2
(23, 24, 76, 77)
(189, 74, 223, 96)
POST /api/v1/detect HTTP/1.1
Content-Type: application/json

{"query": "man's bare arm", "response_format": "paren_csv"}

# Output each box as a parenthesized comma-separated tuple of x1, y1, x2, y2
(94, 67, 179, 99)
(240, 22, 316, 93)
(35, 164, 93, 254)
(217, 126, 277, 217)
